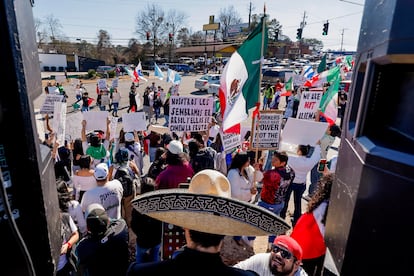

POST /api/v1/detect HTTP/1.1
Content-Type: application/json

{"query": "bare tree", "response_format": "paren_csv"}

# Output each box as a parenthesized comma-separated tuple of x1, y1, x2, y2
(177, 27, 191, 47)
(97, 30, 114, 64)
(164, 9, 187, 41)
(44, 14, 63, 42)
(135, 3, 165, 60)
(218, 6, 242, 39)
(268, 18, 283, 41)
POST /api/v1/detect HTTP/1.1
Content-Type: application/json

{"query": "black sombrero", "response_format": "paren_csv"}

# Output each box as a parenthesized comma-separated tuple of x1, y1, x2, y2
(131, 169, 290, 236)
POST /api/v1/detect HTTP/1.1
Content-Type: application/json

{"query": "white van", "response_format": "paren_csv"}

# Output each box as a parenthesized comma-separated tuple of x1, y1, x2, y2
(178, 57, 194, 65)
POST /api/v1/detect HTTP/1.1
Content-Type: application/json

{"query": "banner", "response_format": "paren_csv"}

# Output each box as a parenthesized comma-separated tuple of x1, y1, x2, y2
(250, 111, 283, 150)
(296, 91, 323, 120)
(169, 96, 213, 132)
(221, 132, 241, 153)
(121, 112, 147, 132)
(40, 94, 65, 114)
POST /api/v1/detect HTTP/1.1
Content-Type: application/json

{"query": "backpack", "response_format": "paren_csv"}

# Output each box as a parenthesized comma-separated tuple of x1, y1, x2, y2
(191, 148, 215, 174)
(114, 165, 139, 197)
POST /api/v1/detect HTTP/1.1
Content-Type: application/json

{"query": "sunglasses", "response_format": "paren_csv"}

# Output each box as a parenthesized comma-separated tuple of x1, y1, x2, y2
(271, 245, 293, 259)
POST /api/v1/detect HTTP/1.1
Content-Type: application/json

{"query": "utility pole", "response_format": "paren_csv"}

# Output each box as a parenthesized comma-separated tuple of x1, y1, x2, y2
(248, 2, 252, 29)
(298, 11, 307, 58)
(340, 28, 345, 52)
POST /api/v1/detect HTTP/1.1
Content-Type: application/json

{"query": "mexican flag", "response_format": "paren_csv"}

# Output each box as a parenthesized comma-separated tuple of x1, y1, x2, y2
(280, 76, 293, 97)
(304, 66, 340, 88)
(291, 202, 328, 259)
(219, 19, 267, 133)
(319, 77, 340, 125)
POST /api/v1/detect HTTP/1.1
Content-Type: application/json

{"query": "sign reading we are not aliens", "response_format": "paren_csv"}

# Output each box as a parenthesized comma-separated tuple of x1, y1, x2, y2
(169, 96, 213, 133)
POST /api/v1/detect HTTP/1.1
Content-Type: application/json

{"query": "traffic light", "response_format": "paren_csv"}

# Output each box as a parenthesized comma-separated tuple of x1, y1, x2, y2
(296, 28, 302, 40)
(323, 22, 329, 35)
(169, 33, 173, 41)
(146, 31, 150, 40)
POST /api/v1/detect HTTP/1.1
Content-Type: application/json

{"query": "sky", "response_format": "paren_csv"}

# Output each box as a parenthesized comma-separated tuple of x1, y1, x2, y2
(32, 0, 365, 52)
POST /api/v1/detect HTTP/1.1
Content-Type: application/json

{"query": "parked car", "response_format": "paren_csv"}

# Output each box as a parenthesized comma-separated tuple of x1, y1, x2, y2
(261, 68, 294, 84)
(208, 83, 220, 94)
(96, 65, 115, 74)
(170, 63, 193, 73)
(195, 74, 221, 91)
(179, 57, 194, 65)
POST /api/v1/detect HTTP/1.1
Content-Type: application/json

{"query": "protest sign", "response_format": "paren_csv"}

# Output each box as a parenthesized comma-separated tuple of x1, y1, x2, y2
(250, 110, 283, 150)
(109, 117, 118, 140)
(55, 75, 66, 84)
(281, 117, 328, 146)
(47, 86, 60, 94)
(296, 91, 323, 120)
(53, 101, 67, 144)
(221, 132, 241, 153)
(112, 78, 119, 88)
(97, 79, 107, 90)
(65, 111, 83, 141)
(40, 94, 64, 114)
(148, 124, 170, 135)
(169, 96, 213, 132)
(121, 112, 146, 132)
(82, 111, 108, 133)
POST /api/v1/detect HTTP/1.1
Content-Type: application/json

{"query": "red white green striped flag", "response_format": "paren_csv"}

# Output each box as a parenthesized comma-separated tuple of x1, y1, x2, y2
(219, 19, 267, 133)
(280, 76, 293, 97)
(319, 77, 340, 125)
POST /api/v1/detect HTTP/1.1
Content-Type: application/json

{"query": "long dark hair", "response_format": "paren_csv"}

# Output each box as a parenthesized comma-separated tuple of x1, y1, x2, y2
(307, 173, 334, 225)
(229, 152, 250, 171)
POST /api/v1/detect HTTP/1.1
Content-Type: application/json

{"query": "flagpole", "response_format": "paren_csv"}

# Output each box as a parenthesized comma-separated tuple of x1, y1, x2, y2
(252, 4, 267, 193)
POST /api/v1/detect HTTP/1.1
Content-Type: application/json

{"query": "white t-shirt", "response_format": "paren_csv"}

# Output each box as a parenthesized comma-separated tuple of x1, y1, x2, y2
(112, 92, 121, 103)
(80, 179, 123, 219)
(234, 252, 308, 276)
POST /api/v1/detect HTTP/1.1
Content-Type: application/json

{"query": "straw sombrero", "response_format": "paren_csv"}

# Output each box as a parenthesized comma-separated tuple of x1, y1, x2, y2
(131, 169, 290, 236)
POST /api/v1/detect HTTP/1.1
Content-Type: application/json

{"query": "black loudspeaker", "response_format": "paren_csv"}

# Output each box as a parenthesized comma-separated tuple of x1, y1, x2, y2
(0, 1, 61, 275)
(324, 1, 414, 275)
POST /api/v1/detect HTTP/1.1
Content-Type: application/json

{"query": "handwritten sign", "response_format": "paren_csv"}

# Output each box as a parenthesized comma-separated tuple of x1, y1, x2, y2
(221, 132, 241, 153)
(40, 94, 64, 114)
(112, 78, 119, 88)
(53, 101, 67, 144)
(121, 112, 147, 132)
(296, 91, 323, 120)
(47, 86, 60, 94)
(97, 79, 107, 90)
(251, 111, 283, 150)
(169, 96, 213, 132)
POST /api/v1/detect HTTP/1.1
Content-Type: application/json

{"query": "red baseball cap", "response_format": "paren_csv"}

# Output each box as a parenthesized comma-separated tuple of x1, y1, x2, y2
(274, 235, 303, 261)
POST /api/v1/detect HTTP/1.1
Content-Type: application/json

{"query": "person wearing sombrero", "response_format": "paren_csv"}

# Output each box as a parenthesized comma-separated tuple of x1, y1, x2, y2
(127, 169, 290, 275)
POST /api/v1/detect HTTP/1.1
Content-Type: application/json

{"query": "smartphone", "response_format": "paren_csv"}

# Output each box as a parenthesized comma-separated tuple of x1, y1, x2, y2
(317, 159, 327, 172)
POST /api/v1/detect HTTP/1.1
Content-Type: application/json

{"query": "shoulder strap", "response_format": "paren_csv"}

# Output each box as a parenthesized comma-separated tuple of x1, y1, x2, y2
(100, 219, 127, 244)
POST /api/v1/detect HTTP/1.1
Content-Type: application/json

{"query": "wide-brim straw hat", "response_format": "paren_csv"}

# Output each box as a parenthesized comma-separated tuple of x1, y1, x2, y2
(131, 169, 290, 236)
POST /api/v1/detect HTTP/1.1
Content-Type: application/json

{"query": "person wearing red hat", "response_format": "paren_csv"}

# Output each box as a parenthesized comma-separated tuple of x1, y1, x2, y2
(234, 235, 308, 276)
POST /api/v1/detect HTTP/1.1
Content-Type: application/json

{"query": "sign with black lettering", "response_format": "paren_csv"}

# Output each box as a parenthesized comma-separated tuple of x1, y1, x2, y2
(251, 111, 283, 150)
(296, 91, 323, 120)
(221, 132, 241, 153)
(40, 94, 64, 114)
(169, 96, 213, 133)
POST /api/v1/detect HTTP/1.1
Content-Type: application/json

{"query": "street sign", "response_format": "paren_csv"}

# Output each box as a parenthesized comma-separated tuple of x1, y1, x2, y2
(203, 23, 220, 31)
